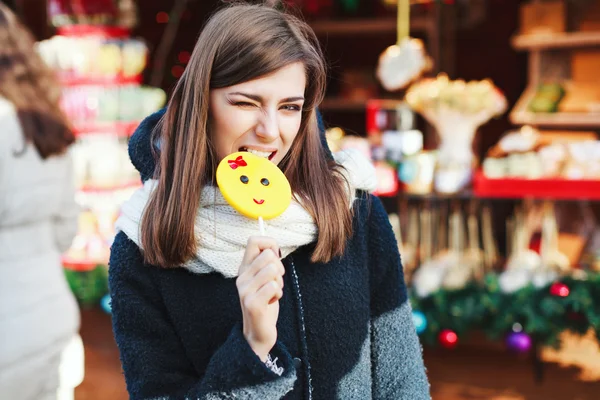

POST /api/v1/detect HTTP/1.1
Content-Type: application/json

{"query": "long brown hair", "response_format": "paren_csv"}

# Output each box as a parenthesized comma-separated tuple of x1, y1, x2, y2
(0, 3, 74, 158)
(141, 1, 353, 267)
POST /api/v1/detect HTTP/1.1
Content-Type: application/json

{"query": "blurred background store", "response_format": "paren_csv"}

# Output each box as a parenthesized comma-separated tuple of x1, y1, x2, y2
(5, 0, 600, 399)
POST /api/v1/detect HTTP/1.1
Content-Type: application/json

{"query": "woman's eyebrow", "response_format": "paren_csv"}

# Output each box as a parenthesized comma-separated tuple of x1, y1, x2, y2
(228, 92, 263, 102)
(228, 92, 304, 103)
(280, 96, 305, 103)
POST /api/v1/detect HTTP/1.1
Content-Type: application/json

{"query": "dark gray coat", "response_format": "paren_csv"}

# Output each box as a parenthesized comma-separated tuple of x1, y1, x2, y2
(108, 109, 430, 399)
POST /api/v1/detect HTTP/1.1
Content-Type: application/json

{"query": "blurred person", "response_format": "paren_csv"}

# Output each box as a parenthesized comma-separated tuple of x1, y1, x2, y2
(109, 1, 430, 399)
(0, 3, 82, 400)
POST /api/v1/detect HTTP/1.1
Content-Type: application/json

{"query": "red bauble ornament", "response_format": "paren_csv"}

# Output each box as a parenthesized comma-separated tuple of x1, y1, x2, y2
(550, 282, 570, 297)
(171, 65, 185, 78)
(156, 11, 169, 24)
(439, 329, 458, 349)
(178, 51, 191, 64)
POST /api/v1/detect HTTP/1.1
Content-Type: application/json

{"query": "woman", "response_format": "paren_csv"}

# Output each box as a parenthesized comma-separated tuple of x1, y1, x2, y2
(110, 2, 430, 399)
(0, 4, 82, 400)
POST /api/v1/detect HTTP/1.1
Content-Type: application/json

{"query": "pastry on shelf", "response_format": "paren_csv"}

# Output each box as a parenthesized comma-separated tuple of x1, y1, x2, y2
(558, 82, 600, 114)
(64, 210, 110, 265)
(528, 83, 565, 113)
(487, 125, 540, 159)
(483, 126, 600, 180)
(563, 140, 600, 179)
(398, 151, 436, 195)
(37, 35, 148, 82)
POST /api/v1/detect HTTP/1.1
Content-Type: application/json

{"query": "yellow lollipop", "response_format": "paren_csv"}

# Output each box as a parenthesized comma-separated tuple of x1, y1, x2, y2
(216, 151, 292, 233)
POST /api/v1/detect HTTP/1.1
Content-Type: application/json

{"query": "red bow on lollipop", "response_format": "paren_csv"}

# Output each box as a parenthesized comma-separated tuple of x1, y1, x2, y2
(228, 155, 247, 170)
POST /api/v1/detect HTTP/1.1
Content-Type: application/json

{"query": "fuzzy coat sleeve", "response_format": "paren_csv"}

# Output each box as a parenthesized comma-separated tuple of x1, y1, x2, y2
(109, 232, 296, 400)
(367, 195, 431, 399)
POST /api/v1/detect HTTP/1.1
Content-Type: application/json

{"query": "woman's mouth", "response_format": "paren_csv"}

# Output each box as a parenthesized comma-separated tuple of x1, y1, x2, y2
(239, 147, 276, 161)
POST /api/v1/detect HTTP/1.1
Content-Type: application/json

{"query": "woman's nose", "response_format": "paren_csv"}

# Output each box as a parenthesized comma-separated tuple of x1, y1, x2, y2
(255, 111, 278, 141)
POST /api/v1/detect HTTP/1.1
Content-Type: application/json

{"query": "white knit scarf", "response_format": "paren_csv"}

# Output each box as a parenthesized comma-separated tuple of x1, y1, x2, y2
(115, 149, 377, 278)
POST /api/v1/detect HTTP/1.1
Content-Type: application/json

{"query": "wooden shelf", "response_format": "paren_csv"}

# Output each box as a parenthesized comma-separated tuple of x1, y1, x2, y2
(72, 120, 140, 137)
(62, 255, 107, 271)
(512, 31, 600, 50)
(57, 24, 131, 38)
(510, 85, 600, 128)
(398, 190, 475, 201)
(511, 110, 600, 128)
(474, 171, 600, 201)
(60, 75, 143, 86)
(78, 180, 142, 194)
(310, 17, 429, 36)
(320, 97, 367, 112)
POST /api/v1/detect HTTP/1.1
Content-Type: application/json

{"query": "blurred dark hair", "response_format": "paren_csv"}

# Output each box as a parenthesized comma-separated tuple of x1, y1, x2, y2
(0, 2, 74, 159)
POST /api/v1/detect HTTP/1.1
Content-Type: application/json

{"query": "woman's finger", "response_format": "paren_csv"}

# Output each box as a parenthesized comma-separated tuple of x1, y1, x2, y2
(254, 280, 283, 307)
(240, 236, 280, 268)
(240, 263, 283, 296)
(238, 248, 283, 286)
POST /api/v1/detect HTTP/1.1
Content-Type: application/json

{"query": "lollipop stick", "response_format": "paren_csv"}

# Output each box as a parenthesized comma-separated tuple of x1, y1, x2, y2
(398, 0, 409, 45)
(258, 216, 277, 304)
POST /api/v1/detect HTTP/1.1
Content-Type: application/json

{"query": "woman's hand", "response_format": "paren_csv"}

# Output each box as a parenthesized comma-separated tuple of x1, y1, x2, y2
(236, 236, 285, 362)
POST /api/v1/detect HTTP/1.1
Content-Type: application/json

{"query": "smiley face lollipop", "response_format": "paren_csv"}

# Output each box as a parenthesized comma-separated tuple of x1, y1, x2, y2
(216, 151, 292, 233)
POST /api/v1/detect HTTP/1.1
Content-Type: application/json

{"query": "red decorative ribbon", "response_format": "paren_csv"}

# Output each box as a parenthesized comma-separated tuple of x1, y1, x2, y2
(228, 155, 247, 169)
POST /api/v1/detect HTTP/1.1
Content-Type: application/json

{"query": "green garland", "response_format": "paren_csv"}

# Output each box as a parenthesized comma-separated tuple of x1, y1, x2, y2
(64, 265, 109, 308)
(409, 272, 600, 348)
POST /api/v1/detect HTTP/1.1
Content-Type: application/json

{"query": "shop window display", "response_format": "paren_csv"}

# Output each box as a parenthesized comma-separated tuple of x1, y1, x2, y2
(320, 0, 600, 362)
(41, 0, 166, 309)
